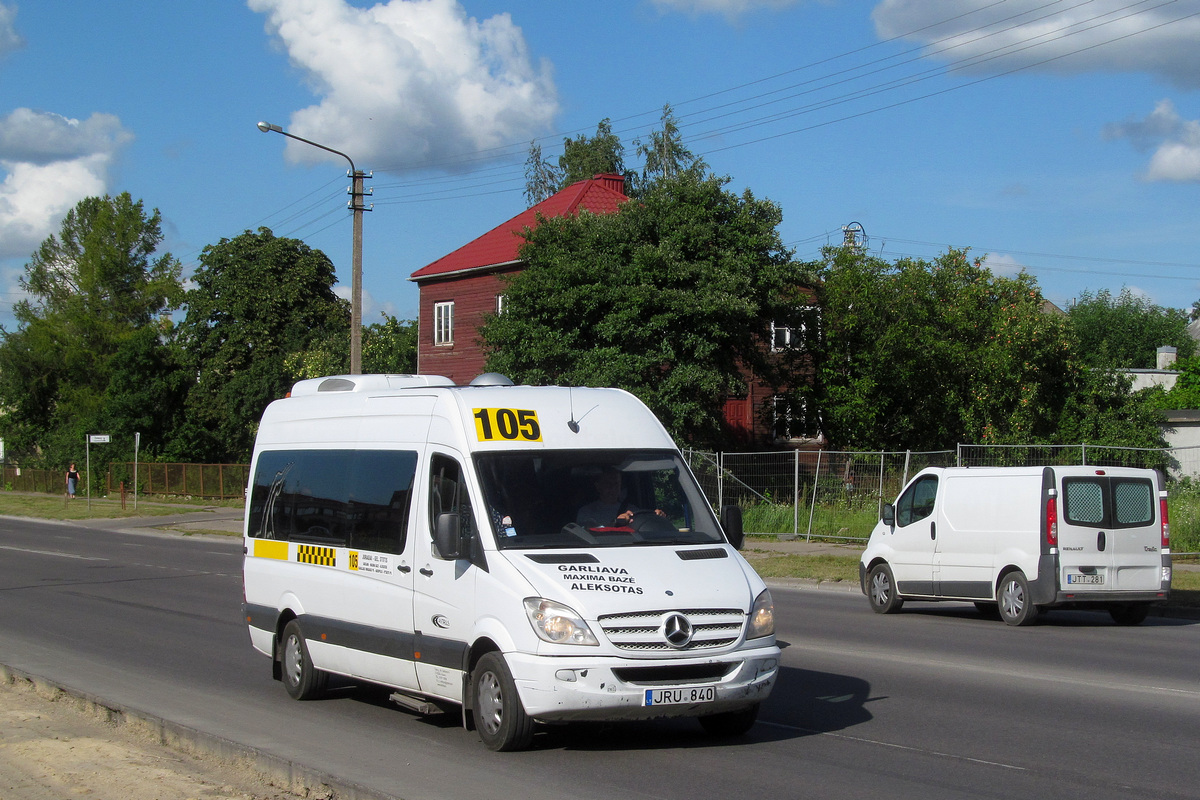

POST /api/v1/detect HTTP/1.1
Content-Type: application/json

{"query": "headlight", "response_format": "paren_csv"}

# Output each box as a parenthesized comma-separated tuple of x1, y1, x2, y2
(523, 598, 598, 646)
(747, 589, 775, 639)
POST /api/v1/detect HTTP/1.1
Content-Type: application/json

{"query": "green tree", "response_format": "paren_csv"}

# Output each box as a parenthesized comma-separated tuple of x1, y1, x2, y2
(523, 140, 563, 207)
(558, 118, 627, 187)
(479, 171, 808, 446)
(813, 247, 1165, 450)
(286, 315, 418, 379)
(633, 104, 706, 193)
(0, 193, 183, 467)
(172, 228, 347, 461)
(1068, 288, 1194, 369)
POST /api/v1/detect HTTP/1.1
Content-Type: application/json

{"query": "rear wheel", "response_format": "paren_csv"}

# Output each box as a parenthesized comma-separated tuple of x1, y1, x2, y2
(867, 563, 904, 614)
(1109, 603, 1150, 626)
(280, 620, 328, 700)
(473, 652, 534, 751)
(699, 704, 759, 738)
(997, 571, 1039, 627)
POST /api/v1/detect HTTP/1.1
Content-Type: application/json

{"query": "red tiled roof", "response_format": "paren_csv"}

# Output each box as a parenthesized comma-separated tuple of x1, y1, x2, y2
(409, 174, 628, 281)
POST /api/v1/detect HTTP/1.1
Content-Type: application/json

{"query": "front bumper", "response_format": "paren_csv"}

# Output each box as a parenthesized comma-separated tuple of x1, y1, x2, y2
(506, 643, 780, 723)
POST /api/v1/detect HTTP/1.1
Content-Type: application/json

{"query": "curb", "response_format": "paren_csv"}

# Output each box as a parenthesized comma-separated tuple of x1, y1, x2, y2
(0, 663, 399, 800)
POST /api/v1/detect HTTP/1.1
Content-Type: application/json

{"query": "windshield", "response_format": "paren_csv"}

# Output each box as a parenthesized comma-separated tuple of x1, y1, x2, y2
(474, 450, 725, 550)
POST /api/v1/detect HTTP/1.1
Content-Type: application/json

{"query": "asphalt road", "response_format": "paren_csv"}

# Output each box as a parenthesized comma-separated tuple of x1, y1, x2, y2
(0, 517, 1196, 800)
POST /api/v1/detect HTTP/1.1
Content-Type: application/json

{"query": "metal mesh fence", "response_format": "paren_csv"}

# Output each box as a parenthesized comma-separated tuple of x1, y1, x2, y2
(684, 444, 1200, 550)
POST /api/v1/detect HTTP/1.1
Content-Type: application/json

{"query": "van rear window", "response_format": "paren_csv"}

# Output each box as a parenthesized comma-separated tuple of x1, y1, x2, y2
(247, 449, 417, 554)
(1062, 477, 1155, 529)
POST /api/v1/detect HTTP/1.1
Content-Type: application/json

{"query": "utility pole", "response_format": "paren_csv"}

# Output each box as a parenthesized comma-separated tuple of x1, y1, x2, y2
(842, 221, 866, 254)
(257, 121, 372, 373)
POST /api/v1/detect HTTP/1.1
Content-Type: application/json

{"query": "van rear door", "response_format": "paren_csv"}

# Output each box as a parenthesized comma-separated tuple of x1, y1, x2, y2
(1057, 470, 1161, 595)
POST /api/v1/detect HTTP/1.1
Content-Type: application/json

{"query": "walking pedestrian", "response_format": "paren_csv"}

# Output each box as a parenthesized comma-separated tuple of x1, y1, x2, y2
(66, 463, 80, 499)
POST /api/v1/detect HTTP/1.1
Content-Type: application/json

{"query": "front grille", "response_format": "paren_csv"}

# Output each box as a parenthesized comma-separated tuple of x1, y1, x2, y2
(597, 608, 745, 652)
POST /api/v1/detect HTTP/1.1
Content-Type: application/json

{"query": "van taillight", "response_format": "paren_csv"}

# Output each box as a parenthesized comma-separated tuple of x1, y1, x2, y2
(1160, 497, 1170, 549)
(1046, 495, 1058, 548)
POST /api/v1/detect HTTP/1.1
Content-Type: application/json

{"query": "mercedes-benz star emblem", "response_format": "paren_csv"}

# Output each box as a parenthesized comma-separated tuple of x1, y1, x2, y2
(661, 613, 693, 648)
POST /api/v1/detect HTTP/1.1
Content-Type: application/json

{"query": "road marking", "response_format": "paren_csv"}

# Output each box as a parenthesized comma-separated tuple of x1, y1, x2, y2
(0, 545, 107, 561)
(759, 720, 1027, 770)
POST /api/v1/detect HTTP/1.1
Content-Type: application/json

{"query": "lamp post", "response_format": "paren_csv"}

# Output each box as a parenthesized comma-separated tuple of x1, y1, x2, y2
(256, 121, 371, 374)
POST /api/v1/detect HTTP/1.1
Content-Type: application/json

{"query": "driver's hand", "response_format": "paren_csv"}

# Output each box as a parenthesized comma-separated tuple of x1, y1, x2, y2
(616, 510, 634, 524)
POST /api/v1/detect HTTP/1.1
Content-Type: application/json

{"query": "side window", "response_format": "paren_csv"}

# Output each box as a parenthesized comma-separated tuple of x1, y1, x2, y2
(1063, 479, 1105, 525)
(429, 454, 476, 547)
(1112, 480, 1153, 527)
(247, 449, 417, 555)
(896, 475, 938, 527)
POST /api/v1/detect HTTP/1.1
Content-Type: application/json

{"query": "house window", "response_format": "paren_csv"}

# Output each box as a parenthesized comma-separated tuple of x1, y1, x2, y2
(773, 395, 815, 440)
(434, 301, 454, 345)
(771, 307, 821, 352)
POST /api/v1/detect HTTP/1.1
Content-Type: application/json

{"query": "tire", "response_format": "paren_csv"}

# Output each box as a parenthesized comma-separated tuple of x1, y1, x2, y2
(472, 652, 534, 751)
(1109, 603, 1150, 626)
(996, 571, 1039, 627)
(280, 620, 328, 700)
(867, 563, 904, 614)
(699, 704, 759, 737)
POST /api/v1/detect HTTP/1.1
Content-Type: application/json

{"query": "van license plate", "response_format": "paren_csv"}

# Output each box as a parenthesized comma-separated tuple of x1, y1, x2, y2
(643, 686, 716, 706)
(1066, 573, 1104, 585)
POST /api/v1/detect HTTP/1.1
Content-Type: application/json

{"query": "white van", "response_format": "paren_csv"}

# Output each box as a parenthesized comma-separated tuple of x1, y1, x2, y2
(859, 466, 1171, 626)
(242, 374, 779, 750)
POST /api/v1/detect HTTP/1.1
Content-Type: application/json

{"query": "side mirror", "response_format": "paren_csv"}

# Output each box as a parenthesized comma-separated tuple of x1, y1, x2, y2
(881, 503, 895, 528)
(434, 512, 466, 560)
(721, 505, 744, 550)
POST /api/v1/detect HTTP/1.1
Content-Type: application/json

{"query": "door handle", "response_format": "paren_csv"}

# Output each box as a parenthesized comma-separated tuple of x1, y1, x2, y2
(397, 563, 411, 574)
(930, 521, 936, 540)
(419, 566, 434, 577)
(1097, 531, 1106, 552)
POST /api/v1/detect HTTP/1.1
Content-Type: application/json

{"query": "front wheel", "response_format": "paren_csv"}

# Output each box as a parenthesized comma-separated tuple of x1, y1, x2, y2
(699, 704, 759, 737)
(280, 620, 328, 700)
(867, 563, 904, 614)
(472, 652, 534, 751)
(997, 571, 1039, 627)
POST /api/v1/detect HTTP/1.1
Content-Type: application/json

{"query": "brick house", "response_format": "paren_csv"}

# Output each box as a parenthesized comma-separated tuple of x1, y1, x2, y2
(409, 173, 820, 447)
(410, 174, 629, 384)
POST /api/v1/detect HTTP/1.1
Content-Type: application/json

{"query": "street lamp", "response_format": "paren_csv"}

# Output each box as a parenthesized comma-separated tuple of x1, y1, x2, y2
(257, 121, 371, 374)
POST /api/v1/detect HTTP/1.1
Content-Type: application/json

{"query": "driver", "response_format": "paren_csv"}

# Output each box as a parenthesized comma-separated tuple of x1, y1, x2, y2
(576, 467, 665, 528)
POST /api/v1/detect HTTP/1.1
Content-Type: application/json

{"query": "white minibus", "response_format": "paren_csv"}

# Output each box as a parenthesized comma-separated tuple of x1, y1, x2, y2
(242, 374, 779, 750)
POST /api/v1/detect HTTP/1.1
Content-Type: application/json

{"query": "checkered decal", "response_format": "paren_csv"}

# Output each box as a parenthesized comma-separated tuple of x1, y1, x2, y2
(296, 544, 336, 567)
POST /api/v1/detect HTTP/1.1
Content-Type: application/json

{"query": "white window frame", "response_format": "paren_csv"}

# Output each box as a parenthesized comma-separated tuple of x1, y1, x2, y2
(433, 301, 454, 346)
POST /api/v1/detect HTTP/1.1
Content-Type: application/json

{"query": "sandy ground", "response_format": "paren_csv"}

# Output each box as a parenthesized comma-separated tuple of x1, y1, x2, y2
(0, 674, 314, 800)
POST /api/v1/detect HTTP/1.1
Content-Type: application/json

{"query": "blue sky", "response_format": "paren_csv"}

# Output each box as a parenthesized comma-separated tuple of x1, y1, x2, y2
(2, 0, 1199, 333)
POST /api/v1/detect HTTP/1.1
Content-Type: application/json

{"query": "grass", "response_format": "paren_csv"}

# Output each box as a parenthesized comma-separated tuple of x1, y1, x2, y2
(0, 490, 241, 527)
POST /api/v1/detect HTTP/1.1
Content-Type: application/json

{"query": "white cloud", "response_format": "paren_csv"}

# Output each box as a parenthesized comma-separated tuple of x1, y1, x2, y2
(0, 3, 24, 61)
(872, 0, 1200, 88)
(248, 0, 558, 170)
(981, 252, 1026, 278)
(0, 110, 132, 258)
(1103, 99, 1200, 182)
(650, 0, 800, 17)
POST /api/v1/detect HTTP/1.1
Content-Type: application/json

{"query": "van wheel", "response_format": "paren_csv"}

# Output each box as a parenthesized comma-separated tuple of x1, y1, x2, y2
(997, 572, 1039, 627)
(281, 620, 328, 700)
(699, 704, 759, 737)
(1109, 603, 1150, 626)
(473, 652, 534, 751)
(867, 563, 904, 614)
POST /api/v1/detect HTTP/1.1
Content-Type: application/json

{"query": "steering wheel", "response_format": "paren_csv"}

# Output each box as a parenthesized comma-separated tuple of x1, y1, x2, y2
(625, 510, 676, 537)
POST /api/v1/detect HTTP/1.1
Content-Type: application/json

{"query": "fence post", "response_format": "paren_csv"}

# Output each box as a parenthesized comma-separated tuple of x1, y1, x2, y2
(791, 448, 800, 541)
(717, 451, 724, 511)
(806, 449, 823, 542)
(1082, 442, 1087, 466)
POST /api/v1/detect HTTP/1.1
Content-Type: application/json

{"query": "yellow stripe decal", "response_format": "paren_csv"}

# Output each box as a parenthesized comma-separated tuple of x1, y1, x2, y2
(253, 539, 289, 560)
